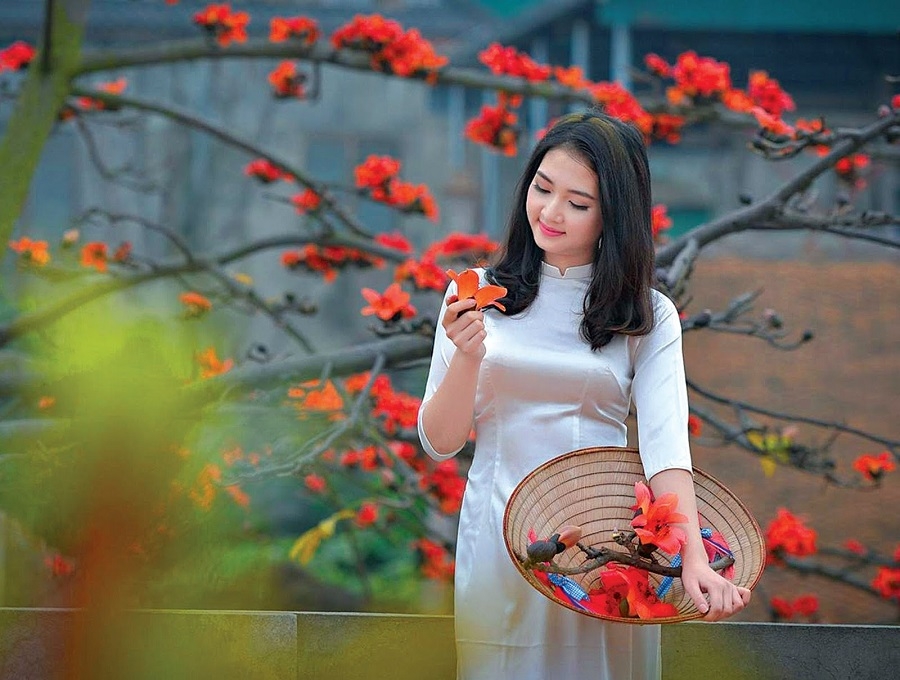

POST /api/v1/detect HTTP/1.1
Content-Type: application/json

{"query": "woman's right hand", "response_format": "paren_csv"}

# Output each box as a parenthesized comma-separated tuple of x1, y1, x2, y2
(442, 297, 486, 359)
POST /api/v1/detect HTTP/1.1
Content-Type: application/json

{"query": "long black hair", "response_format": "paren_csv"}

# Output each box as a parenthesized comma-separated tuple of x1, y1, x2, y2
(486, 110, 656, 350)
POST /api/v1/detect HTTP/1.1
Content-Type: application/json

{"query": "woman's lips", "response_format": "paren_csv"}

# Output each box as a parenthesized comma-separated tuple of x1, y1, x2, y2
(538, 221, 564, 237)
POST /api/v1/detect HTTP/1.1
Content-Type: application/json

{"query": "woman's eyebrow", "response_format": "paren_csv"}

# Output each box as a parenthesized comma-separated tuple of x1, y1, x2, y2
(535, 170, 596, 200)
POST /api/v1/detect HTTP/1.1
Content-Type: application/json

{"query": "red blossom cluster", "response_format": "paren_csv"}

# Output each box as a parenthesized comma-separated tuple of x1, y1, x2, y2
(179, 291, 213, 317)
(196, 346, 233, 379)
(354, 155, 439, 221)
(391, 231, 499, 291)
(478, 43, 551, 81)
(770, 594, 819, 620)
(355, 502, 378, 527)
(0, 41, 35, 72)
(464, 101, 520, 156)
(394, 257, 449, 292)
(765, 508, 817, 563)
(267, 61, 307, 99)
(288, 379, 345, 418)
(852, 451, 895, 481)
(44, 553, 75, 578)
(192, 4, 249, 47)
(374, 231, 414, 254)
(872, 566, 900, 601)
(360, 282, 417, 322)
(290, 188, 322, 214)
(270, 16, 320, 45)
(630, 481, 687, 555)
(281, 244, 384, 282)
(414, 538, 455, 581)
(834, 153, 871, 190)
(331, 15, 447, 78)
(59, 78, 128, 121)
(8, 237, 50, 267)
(419, 459, 465, 514)
(651, 204, 673, 241)
(244, 158, 292, 183)
(687, 414, 703, 437)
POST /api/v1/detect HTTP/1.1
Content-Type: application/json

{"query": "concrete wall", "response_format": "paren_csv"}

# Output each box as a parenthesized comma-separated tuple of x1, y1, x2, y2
(1, 608, 898, 680)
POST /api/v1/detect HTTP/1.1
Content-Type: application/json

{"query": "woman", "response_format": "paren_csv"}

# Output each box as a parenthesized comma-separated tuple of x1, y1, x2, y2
(417, 111, 750, 679)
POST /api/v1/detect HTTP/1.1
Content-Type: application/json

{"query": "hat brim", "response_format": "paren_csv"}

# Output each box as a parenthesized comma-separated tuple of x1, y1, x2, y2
(503, 446, 766, 624)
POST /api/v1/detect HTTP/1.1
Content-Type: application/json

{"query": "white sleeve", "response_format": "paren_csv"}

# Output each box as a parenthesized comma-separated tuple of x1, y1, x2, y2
(630, 291, 693, 480)
(416, 280, 465, 461)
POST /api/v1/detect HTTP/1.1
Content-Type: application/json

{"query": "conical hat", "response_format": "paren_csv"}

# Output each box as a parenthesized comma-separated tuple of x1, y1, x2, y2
(503, 446, 766, 624)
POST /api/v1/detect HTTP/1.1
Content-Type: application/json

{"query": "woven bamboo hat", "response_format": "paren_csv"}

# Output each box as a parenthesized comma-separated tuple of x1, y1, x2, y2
(503, 446, 766, 624)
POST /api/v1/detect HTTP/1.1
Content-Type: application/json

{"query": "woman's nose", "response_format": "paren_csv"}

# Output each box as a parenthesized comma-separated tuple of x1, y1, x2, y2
(543, 197, 564, 223)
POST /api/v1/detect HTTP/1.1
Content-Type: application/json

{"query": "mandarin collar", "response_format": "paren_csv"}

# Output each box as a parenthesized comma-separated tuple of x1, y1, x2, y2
(540, 261, 593, 280)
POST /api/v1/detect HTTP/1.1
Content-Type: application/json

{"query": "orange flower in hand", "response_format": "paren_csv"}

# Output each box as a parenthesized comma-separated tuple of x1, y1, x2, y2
(446, 268, 507, 311)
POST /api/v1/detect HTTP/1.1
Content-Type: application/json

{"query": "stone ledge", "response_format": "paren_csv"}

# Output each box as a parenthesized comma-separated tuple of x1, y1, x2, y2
(2, 608, 898, 679)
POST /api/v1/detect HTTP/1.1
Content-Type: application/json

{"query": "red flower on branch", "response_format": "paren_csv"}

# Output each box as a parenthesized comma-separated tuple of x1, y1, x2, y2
(290, 188, 321, 214)
(354, 155, 402, 192)
(748, 70, 796, 118)
(872, 567, 900, 601)
(80, 242, 109, 272)
(765, 508, 817, 562)
(8, 236, 50, 266)
(644, 53, 671, 78)
(360, 283, 417, 322)
(394, 257, 448, 292)
(423, 233, 499, 261)
(687, 414, 702, 437)
(304, 474, 326, 493)
(196, 347, 233, 379)
(0, 41, 36, 72)
(179, 291, 212, 317)
(478, 43, 551, 81)
(464, 103, 519, 156)
(268, 61, 307, 99)
(270, 16, 320, 46)
(193, 3, 249, 47)
(771, 594, 819, 620)
(355, 502, 378, 527)
(414, 538, 455, 581)
(843, 538, 866, 555)
(651, 204, 673, 240)
(244, 158, 289, 183)
(44, 553, 75, 578)
(852, 451, 895, 481)
(372, 388, 422, 434)
(332, 15, 446, 78)
(374, 231, 414, 254)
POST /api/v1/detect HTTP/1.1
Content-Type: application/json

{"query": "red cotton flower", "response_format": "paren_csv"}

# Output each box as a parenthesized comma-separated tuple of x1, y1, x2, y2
(268, 61, 307, 99)
(747, 70, 796, 118)
(355, 502, 378, 527)
(196, 347, 233, 379)
(374, 231, 414, 254)
(354, 155, 402, 191)
(464, 103, 519, 156)
(478, 43, 551, 82)
(871, 567, 900, 601)
(770, 594, 818, 620)
(415, 538, 455, 581)
(765, 508, 817, 561)
(395, 257, 448, 292)
(651, 204, 673, 240)
(290, 188, 321, 214)
(360, 283, 417, 322)
(687, 414, 703, 437)
(193, 4, 249, 47)
(269, 16, 319, 46)
(852, 451, 895, 481)
(446, 268, 507, 311)
(304, 474, 327, 493)
(0, 41, 36, 72)
(244, 158, 289, 183)
(644, 53, 671, 78)
(8, 236, 50, 266)
(630, 481, 688, 555)
(80, 242, 109, 272)
(179, 291, 213, 317)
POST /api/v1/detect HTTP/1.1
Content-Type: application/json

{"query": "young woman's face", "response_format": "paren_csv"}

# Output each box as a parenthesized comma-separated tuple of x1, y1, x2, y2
(525, 147, 603, 272)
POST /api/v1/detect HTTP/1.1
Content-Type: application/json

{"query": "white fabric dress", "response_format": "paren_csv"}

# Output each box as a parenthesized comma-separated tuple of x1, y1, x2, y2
(417, 262, 694, 680)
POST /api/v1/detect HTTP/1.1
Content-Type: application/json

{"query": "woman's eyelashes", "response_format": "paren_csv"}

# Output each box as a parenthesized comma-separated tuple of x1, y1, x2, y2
(531, 183, 590, 211)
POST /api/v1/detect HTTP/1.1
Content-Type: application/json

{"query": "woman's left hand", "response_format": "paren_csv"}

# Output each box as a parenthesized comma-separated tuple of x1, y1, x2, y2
(679, 555, 752, 622)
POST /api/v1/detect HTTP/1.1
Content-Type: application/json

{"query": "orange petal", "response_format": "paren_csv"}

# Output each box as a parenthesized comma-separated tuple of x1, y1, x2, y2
(474, 284, 507, 311)
(448, 268, 479, 300)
